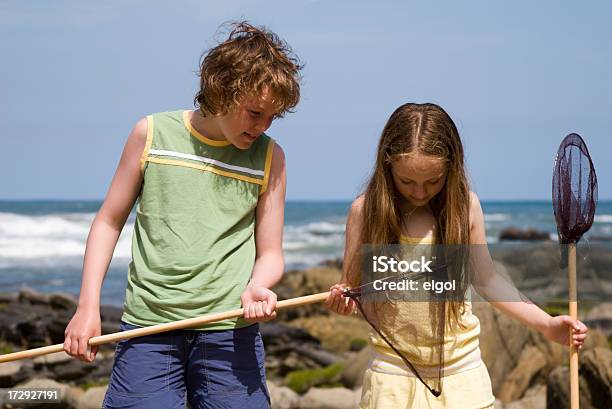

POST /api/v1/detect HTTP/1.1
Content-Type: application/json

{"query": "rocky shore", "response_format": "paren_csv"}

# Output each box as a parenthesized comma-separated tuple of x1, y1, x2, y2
(1, 253, 611, 409)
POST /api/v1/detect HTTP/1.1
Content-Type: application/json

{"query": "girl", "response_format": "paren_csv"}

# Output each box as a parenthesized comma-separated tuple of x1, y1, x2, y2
(63, 22, 301, 409)
(325, 103, 588, 408)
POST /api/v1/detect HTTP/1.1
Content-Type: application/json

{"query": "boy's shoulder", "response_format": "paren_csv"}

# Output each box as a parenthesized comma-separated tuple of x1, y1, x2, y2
(144, 110, 194, 136)
(147, 109, 185, 119)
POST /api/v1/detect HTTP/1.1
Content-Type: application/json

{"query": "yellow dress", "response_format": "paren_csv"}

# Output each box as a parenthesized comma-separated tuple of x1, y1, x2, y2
(359, 236, 496, 409)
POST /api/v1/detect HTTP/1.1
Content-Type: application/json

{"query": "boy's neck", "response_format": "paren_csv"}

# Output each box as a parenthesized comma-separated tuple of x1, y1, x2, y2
(189, 110, 227, 141)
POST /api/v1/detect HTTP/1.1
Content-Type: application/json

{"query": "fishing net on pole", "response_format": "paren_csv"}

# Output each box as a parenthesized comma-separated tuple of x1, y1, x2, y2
(552, 133, 598, 268)
(552, 132, 598, 409)
(343, 243, 470, 397)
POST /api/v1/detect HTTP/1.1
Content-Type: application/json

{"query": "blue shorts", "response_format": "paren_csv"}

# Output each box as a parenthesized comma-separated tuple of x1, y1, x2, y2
(102, 321, 270, 409)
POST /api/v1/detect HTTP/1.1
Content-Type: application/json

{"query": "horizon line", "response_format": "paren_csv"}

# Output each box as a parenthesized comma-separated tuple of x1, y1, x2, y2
(1, 198, 612, 203)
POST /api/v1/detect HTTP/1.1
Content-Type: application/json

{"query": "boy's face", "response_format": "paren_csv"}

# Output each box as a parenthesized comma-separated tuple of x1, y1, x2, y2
(390, 152, 448, 209)
(217, 89, 280, 149)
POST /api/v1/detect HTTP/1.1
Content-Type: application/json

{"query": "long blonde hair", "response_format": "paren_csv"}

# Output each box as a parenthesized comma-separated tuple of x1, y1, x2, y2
(356, 103, 471, 326)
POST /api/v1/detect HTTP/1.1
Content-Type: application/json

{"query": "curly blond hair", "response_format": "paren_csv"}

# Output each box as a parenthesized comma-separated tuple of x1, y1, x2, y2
(194, 21, 302, 117)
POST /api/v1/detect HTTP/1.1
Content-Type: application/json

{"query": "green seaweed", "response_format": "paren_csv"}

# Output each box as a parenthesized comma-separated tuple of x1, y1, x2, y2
(349, 338, 368, 351)
(80, 378, 109, 390)
(0, 334, 14, 354)
(543, 300, 569, 316)
(285, 363, 345, 394)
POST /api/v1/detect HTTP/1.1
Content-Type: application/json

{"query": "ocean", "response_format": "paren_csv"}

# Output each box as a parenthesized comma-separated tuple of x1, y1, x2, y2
(1, 200, 611, 306)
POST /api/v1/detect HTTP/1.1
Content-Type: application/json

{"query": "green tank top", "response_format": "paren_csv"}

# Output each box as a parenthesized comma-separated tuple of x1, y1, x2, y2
(121, 110, 275, 330)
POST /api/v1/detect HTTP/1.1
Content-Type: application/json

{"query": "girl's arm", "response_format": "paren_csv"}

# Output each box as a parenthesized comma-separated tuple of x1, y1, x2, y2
(241, 143, 286, 322)
(469, 192, 587, 348)
(63, 118, 147, 362)
(324, 196, 362, 315)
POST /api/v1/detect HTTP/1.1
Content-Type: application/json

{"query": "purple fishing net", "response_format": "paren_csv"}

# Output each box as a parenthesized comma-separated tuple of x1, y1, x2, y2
(552, 133, 598, 267)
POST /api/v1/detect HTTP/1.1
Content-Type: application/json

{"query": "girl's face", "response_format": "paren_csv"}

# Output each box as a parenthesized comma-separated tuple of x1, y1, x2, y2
(390, 152, 448, 209)
(217, 89, 279, 150)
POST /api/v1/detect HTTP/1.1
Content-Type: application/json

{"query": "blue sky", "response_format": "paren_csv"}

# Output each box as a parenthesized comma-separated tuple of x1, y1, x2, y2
(1, 1, 610, 200)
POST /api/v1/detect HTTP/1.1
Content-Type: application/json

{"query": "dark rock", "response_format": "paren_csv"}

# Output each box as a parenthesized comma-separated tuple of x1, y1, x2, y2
(289, 344, 342, 367)
(100, 305, 123, 323)
(101, 321, 121, 336)
(46, 313, 73, 344)
(546, 366, 595, 409)
(546, 366, 569, 409)
(31, 352, 114, 387)
(33, 352, 72, 367)
(0, 301, 54, 347)
(261, 322, 320, 345)
(47, 358, 98, 382)
(261, 322, 342, 378)
(583, 318, 612, 338)
(581, 329, 609, 352)
(584, 303, 612, 337)
(48, 292, 78, 311)
(287, 315, 370, 353)
(0, 292, 18, 304)
(0, 291, 121, 386)
(0, 361, 30, 388)
(18, 287, 50, 305)
(499, 227, 551, 241)
(16, 319, 50, 348)
(580, 348, 612, 409)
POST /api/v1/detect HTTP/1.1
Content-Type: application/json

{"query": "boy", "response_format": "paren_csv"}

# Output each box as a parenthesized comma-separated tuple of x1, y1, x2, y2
(64, 21, 302, 409)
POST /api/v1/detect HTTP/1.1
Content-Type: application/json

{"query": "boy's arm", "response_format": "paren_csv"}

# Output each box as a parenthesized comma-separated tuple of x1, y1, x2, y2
(469, 192, 587, 348)
(64, 118, 147, 362)
(241, 143, 286, 322)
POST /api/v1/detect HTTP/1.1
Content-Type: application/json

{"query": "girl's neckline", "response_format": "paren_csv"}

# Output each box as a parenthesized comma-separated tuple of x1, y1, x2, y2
(400, 235, 434, 244)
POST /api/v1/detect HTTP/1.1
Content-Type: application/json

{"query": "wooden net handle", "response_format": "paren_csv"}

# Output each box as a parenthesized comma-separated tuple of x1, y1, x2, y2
(568, 243, 579, 409)
(0, 291, 330, 364)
